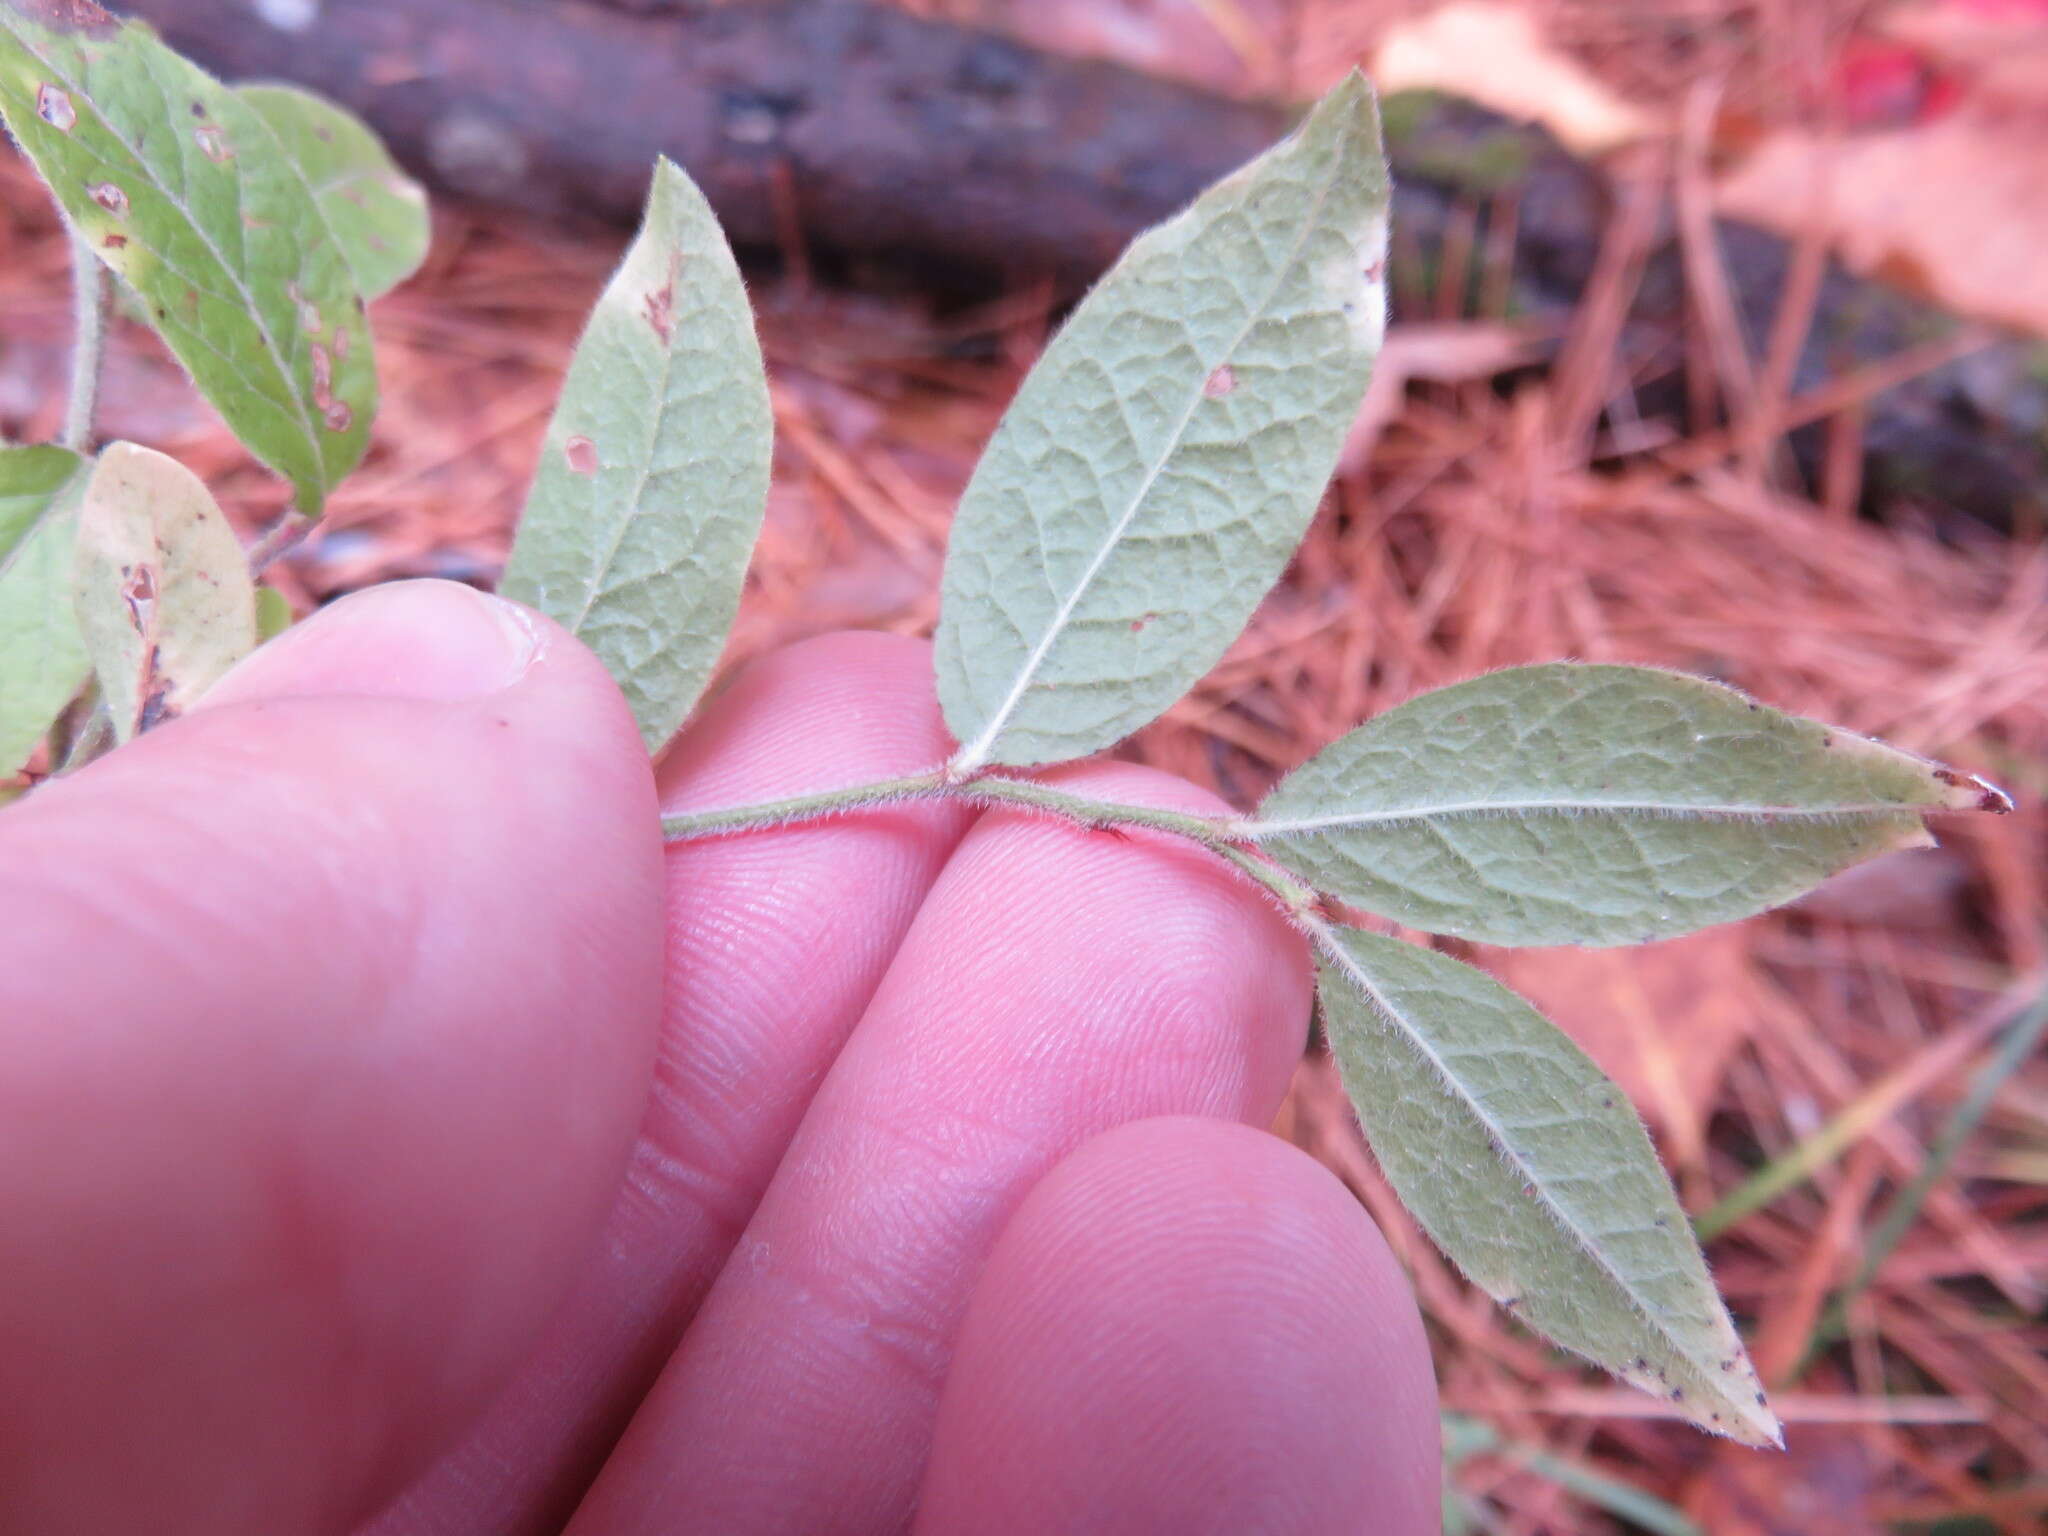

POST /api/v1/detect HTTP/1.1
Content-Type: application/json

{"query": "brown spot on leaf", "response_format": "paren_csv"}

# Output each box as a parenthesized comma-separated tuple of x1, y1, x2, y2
(309, 343, 333, 406)
(35, 83, 76, 132)
(1128, 611, 1161, 633)
(119, 564, 158, 632)
(285, 282, 322, 336)
(323, 399, 353, 432)
(1203, 365, 1236, 398)
(1362, 257, 1386, 282)
(102, 233, 126, 249)
(331, 327, 349, 361)
(193, 124, 232, 162)
(642, 250, 685, 343)
(137, 672, 176, 734)
(87, 181, 127, 215)
(564, 435, 599, 475)
(644, 283, 675, 343)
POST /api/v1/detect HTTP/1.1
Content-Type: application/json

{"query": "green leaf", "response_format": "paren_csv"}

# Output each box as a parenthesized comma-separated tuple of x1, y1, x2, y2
(254, 581, 293, 641)
(501, 156, 772, 752)
(0, 0, 375, 514)
(1314, 925, 1780, 1447)
(0, 465, 88, 774)
(239, 83, 429, 301)
(0, 442, 79, 560)
(935, 72, 1389, 771)
(72, 441, 256, 740)
(1255, 663, 2008, 947)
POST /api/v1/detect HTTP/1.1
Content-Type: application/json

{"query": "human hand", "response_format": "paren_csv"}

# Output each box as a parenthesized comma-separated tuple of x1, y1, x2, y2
(0, 579, 1438, 1535)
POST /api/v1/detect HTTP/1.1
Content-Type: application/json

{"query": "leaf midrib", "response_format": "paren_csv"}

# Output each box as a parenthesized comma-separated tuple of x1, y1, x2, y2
(952, 127, 1357, 770)
(561, 218, 693, 642)
(5, 23, 322, 480)
(1316, 927, 1732, 1412)
(1253, 796, 1919, 837)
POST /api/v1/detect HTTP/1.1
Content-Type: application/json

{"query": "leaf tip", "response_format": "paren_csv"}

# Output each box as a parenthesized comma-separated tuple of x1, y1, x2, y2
(1932, 766, 2013, 815)
(1724, 1386, 1785, 1451)
(1817, 723, 2011, 815)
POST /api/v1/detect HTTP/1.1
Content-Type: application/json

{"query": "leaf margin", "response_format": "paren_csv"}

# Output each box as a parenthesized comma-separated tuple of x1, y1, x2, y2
(1310, 918, 1782, 1447)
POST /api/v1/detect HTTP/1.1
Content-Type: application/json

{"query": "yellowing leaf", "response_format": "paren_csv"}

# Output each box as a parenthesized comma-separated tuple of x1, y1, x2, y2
(72, 442, 256, 740)
(935, 72, 1389, 771)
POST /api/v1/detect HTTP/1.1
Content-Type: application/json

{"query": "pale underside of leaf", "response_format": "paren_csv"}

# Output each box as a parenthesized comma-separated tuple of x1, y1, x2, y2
(1257, 663, 2005, 947)
(500, 155, 772, 751)
(72, 441, 256, 740)
(0, 459, 89, 773)
(935, 71, 1390, 771)
(240, 82, 429, 301)
(0, 1, 374, 514)
(1313, 924, 1780, 1447)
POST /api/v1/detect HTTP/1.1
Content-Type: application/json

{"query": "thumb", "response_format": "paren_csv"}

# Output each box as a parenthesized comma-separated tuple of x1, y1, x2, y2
(0, 580, 663, 1536)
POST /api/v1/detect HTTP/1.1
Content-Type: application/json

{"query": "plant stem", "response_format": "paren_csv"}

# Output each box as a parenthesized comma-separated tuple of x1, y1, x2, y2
(62, 227, 109, 453)
(247, 509, 315, 576)
(659, 770, 948, 838)
(659, 768, 1325, 917)
(948, 774, 1233, 843)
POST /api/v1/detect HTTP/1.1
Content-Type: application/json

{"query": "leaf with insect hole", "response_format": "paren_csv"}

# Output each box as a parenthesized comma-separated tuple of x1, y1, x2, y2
(502, 156, 772, 752)
(0, 0, 375, 514)
(72, 441, 256, 741)
(934, 72, 1389, 772)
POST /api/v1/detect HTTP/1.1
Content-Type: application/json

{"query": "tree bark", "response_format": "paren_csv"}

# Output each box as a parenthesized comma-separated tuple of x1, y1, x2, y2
(122, 0, 1290, 289)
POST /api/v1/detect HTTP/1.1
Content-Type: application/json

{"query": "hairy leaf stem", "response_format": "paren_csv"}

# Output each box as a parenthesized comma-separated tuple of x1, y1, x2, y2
(62, 227, 108, 453)
(661, 768, 1325, 917)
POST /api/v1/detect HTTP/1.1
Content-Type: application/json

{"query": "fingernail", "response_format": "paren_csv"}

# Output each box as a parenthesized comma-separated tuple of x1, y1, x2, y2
(198, 579, 544, 712)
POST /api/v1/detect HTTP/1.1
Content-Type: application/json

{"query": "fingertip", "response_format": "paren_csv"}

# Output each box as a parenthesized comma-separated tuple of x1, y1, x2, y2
(0, 580, 663, 1533)
(196, 579, 548, 709)
(917, 1117, 1439, 1536)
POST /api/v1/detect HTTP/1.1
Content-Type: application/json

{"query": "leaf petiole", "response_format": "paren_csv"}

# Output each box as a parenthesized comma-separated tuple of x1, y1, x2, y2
(660, 768, 1323, 916)
(62, 227, 106, 453)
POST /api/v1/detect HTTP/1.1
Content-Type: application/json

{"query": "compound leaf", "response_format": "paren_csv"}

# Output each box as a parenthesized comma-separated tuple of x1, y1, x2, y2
(0, 449, 87, 773)
(0, 0, 374, 514)
(1314, 925, 1780, 1446)
(502, 156, 771, 751)
(73, 441, 255, 740)
(240, 83, 428, 301)
(935, 71, 1388, 771)
(1256, 663, 2007, 947)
